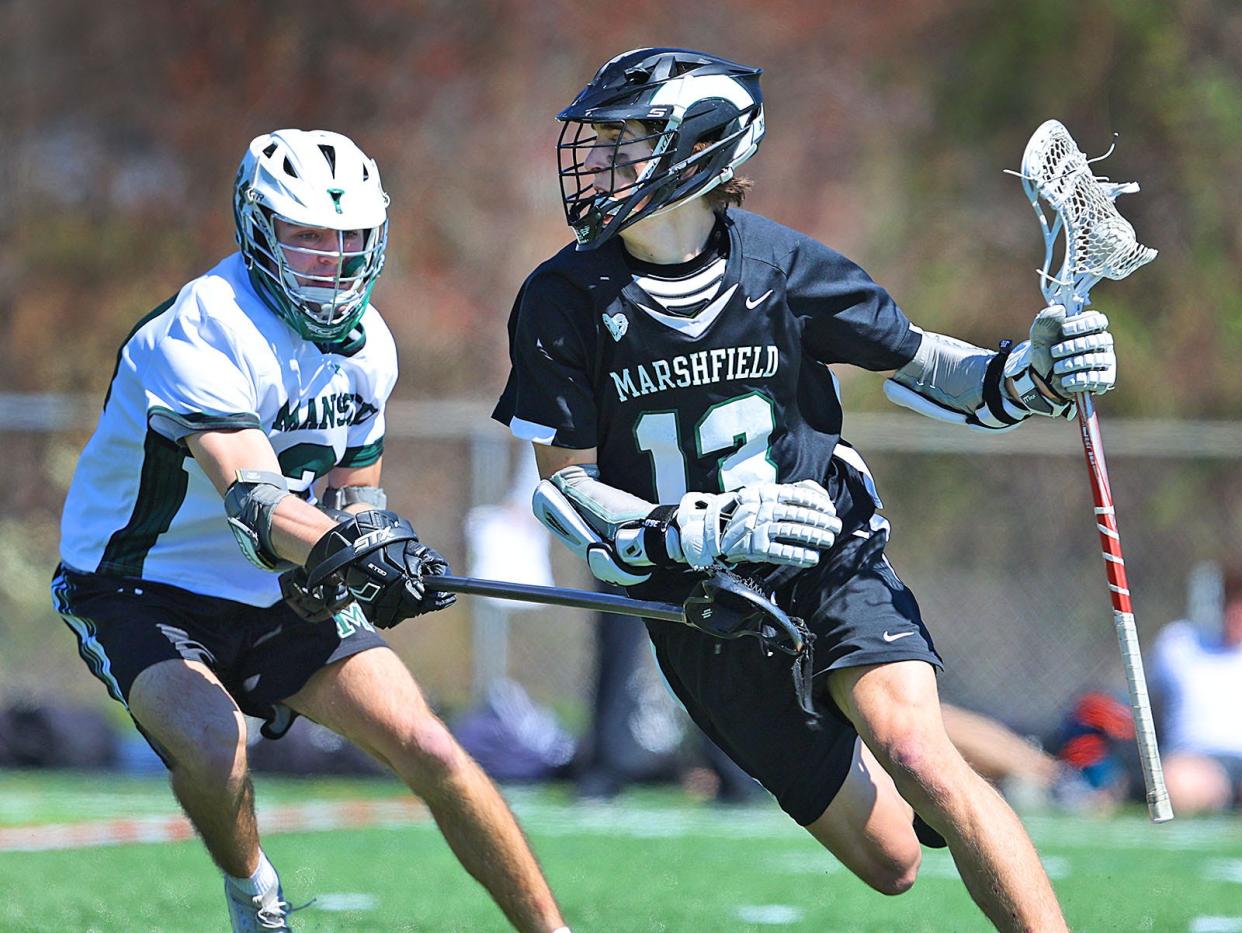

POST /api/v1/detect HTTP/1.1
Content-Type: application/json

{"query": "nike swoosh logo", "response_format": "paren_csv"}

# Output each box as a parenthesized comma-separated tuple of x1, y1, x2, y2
(636, 283, 739, 339)
(745, 289, 773, 310)
(252, 624, 286, 648)
(882, 630, 915, 642)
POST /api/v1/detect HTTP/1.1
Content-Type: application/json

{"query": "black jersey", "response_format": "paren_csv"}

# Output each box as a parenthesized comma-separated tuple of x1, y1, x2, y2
(493, 209, 920, 595)
(495, 208, 919, 486)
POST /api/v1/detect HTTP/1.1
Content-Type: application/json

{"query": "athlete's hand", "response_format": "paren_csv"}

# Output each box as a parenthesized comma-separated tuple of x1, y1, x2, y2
(1005, 305, 1116, 417)
(279, 566, 352, 623)
(305, 510, 456, 629)
(673, 480, 841, 570)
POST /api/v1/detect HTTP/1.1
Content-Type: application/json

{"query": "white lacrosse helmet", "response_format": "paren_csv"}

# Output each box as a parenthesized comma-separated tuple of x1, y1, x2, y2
(234, 129, 389, 342)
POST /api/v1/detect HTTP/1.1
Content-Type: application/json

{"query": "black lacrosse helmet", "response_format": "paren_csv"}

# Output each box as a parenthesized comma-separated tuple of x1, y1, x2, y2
(556, 48, 765, 249)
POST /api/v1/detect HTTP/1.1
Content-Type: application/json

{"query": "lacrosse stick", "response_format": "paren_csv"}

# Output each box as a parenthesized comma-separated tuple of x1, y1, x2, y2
(430, 571, 818, 718)
(1013, 119, 1171, 822)
(431, 571, 807, 652)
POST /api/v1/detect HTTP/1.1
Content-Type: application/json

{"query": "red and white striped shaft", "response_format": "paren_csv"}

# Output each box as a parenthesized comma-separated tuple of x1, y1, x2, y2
(1075, 393, 1173, 822)
(1077, 397, 1133, 616)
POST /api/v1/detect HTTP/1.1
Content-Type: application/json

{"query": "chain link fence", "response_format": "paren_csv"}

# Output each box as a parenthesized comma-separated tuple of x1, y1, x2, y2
(6, 395, 1241, 739)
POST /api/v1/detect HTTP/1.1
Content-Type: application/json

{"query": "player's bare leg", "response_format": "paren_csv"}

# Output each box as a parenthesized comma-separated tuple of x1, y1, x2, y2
(829, 661, 1066, 933)
(287, 648, 565, 933)
(1163, 753, 1232, 814)
(940, 702, 1060, 790)
(804, 737, 922, 894)
(128, 659, 260, 877)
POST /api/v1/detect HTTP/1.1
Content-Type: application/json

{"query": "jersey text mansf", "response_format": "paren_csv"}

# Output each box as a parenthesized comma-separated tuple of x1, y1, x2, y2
(59, 253, 397, 606)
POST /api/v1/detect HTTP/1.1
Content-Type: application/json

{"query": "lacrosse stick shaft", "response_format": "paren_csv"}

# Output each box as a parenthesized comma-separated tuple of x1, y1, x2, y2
(430, 574, 684, 623)
(1075, 394, 1173, 822)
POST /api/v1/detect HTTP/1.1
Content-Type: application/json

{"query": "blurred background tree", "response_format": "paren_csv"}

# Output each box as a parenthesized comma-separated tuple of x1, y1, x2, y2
(10, 0, 1239, 408)
(4, 0, 1240, 726)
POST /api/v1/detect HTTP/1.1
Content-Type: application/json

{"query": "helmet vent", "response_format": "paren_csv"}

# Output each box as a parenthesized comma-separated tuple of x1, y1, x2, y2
(361, 164, 370, 181)
(318, 144, 337, 176)
(262, 142, 278, 158)
(282, 156, 298, 178)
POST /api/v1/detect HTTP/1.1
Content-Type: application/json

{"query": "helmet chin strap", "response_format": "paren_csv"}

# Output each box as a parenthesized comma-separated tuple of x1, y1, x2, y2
(643, 168, 729, 222)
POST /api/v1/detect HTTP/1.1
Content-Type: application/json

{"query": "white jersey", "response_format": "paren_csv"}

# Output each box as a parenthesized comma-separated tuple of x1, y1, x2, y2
(1151, 620, 1242, 757)
(59, 252, 398, 607)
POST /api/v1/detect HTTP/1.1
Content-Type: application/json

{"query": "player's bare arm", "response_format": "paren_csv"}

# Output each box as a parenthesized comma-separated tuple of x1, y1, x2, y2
(186, 428, 338, 566)
(187, 425, 451, 630)
(325, 459, 385, 511)
(533, 442, 594, 479)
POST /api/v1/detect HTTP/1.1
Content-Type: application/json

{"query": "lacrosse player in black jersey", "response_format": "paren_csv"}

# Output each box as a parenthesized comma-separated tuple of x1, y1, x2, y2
(495, 49, 1119, 931)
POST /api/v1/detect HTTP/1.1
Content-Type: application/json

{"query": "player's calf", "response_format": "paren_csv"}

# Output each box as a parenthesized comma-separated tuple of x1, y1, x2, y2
(804, 737, 922, 896)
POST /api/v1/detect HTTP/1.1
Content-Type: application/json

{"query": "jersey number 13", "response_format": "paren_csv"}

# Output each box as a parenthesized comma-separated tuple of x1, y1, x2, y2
(633, 391, 777, 501)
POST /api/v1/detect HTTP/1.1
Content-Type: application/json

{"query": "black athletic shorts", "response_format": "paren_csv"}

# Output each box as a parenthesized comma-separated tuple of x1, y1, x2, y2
(645, 524, 942, 826)
(50, 563, 387, 746)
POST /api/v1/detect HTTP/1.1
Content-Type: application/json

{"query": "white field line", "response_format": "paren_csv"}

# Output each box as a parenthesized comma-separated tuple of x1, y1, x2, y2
(734, 905, 805, 925)
(314, 893, 380, 912)
(0, 798, 427, 853)
(1204, 859, 1242, 883)
(1, 793, 1236, 856)
(1190, 918, 1242, 933)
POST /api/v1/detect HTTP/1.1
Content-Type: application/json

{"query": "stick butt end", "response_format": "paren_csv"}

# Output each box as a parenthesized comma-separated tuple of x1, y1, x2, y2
(1149, 795, 1174, 823)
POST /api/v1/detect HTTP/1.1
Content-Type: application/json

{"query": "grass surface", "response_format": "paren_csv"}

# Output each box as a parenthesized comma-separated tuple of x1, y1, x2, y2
(0, 770, 1239, 931)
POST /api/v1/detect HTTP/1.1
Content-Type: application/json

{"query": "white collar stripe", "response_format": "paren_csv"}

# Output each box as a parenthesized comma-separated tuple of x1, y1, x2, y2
(646, 285, 722, 309)
(633, 256, 726, 293)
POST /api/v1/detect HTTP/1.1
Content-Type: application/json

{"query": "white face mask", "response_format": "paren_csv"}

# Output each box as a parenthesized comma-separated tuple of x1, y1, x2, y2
(233, 129, 391, 340)
(274, 232, 380, 327)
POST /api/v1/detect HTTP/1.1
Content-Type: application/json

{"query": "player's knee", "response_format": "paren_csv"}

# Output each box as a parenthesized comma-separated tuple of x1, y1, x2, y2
(171, 728, 248, 789)
(871, 728, 956, 798)
(874, 730, 933, 780)
(388, 715, 466, 788)
(861, 848, 920, 896)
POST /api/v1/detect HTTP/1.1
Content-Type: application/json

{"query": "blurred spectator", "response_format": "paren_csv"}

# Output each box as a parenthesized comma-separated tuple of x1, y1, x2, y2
(0, 702, 118, 769)
(452, 678, 576, 783)
(1151, 563, 1242, 815)
(1048, 691, 1134, 813)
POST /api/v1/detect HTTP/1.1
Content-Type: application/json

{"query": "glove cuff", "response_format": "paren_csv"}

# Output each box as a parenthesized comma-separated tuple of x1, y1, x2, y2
(1002, 340, 1074, 418)
(639, 505, 680, 566)
(673, 492, 730, 570)
(305, 509, 419, 589)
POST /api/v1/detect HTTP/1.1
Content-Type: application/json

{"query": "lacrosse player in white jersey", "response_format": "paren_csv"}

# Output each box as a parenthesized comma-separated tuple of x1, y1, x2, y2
(52, 129, 567, 933)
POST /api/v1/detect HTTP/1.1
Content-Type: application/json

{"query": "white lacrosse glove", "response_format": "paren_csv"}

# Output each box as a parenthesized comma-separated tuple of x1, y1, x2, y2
(1004, 305, 1116, 417)
(671, 480, 842, 571)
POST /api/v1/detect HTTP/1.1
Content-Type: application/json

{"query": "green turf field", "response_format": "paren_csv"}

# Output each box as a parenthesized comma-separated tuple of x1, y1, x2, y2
(0, 771, 1239, 931)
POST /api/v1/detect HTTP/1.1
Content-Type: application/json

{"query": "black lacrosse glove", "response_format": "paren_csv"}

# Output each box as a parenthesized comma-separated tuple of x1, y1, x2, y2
(305, 509, 456, 629)
(279, 566, 352, 623)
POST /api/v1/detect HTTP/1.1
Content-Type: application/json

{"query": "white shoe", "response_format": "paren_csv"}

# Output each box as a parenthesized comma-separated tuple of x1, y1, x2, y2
(225, 878, 293, 932)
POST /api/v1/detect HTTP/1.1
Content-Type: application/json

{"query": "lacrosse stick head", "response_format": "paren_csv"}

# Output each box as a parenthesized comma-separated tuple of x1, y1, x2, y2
(1019, 120, 1156, 308)
(683, 571, 807, 656)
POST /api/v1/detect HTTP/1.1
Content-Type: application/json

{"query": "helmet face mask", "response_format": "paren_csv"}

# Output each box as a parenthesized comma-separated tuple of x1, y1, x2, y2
(558, 121, 664, 243)
(556, 48, 765, 249)
(234, 130, 390, 342)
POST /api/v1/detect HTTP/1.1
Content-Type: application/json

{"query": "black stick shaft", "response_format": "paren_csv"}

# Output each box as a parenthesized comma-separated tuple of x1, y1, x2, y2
(431, 574, 685, 623)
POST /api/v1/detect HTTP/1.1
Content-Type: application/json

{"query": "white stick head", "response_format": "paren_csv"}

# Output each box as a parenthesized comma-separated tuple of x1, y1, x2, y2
(1019, 120, 1156, 305)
